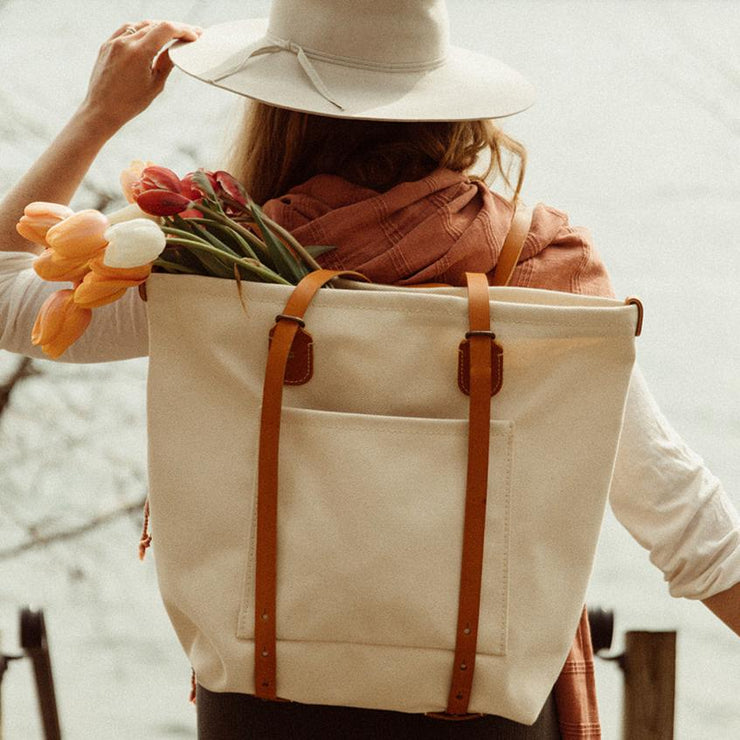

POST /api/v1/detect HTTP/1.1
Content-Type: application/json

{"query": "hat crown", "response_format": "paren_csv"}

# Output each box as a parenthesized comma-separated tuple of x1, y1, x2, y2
(268, 0, 450, 65)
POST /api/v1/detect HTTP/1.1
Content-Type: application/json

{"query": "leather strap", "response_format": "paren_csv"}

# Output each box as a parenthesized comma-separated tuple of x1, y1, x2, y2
(255, 268, 495, 716)
(442, 272, 495, 716)
(490, 202, 534, 287)
(255, 269, 367, 699)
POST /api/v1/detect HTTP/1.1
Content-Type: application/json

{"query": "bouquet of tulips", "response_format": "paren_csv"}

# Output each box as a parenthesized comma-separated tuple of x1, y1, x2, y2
(19, 162, 330, 358)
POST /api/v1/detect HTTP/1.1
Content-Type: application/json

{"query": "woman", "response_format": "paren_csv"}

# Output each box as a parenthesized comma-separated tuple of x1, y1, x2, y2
(1, 5, 738, 739)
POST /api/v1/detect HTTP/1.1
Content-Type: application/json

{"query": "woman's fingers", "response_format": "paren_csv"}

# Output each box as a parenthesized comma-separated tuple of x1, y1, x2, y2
(153, 48, 175, 82)
(81, 20, 202, 133)
(140, 20, 202, 49)
(109, 20, 152, 40)
(108, 19, 201, 46)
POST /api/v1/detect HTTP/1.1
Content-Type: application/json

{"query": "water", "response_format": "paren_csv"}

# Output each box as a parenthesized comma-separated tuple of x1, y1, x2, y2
(0, 1, 738, 737)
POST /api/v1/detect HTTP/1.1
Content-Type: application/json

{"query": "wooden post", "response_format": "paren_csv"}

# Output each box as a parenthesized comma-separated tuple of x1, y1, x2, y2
(1, 630, 4, 740)
(622, 630, 676, 739)
(20, 608, 61, 740)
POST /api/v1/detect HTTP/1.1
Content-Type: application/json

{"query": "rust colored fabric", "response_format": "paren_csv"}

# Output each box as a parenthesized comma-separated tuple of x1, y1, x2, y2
(555, 609, 601, 739)
(263, 167, 614, 298)
(263, 167, 607, 736)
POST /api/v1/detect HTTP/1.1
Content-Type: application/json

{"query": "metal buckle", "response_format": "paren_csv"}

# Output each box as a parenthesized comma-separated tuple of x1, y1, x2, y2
(464, 330, 496, 340)
(275, 313, 306, 328)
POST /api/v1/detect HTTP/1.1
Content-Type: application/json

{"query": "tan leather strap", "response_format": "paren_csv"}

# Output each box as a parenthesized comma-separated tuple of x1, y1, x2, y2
(255, 268, 367, 700)
(442, 271, 496, 716)
(255, 268, 496, 714)
(490, 202, 534, 287)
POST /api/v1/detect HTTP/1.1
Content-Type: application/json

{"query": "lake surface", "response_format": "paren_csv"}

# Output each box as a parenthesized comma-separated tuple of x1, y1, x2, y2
(0, 1, 738, 737)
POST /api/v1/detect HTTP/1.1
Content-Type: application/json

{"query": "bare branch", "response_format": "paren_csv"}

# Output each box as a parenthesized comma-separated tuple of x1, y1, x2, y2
(0, 496, 146, 561)
(0, 356, 39, 417)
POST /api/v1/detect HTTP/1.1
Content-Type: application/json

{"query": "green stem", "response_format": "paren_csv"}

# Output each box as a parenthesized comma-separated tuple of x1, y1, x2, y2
(164, 237, 291, 284)
(193, 204, 270, 259)
(164, 237, 211, 249)
(210, 222, 260, 261)
(257, 209, 322, 271)
(161, 225, 209, 243)
(152, 257, 201, 274)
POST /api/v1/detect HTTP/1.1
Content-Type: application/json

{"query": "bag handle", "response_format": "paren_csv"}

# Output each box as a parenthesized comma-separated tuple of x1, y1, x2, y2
(254, 269, 496, 719)
(440, 271, 496, 717)
(490, 201, 534, 287)
(254, 269, 367, 700)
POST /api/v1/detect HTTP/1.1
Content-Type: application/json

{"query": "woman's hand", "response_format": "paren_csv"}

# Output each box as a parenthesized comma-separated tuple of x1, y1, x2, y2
(81, 20, 202, 135)
(1, 20, 202, 254)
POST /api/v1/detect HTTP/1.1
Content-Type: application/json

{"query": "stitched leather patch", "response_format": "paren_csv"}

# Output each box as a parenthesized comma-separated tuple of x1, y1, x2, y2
(268, 326, 313, 385)
(457, 339, 503, 396)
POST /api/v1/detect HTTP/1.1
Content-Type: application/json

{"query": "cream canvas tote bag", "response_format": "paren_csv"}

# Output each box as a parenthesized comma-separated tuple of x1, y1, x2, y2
(144, 265, 641, 724)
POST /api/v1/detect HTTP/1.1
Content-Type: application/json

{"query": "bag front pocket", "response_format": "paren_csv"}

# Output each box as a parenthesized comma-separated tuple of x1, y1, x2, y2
(237, 407, 513, 657)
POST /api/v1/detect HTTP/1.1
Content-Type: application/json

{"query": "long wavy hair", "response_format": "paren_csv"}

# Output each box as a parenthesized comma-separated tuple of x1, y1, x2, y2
(226, 101, 527, 205)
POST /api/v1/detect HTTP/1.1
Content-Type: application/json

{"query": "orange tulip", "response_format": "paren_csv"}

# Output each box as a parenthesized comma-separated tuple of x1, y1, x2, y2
(16, 202, 74, 246)
(120, 160, 153, 203)
(88, 253, 151, 281)
(33, 248, 91, 283)
(31, 289, 92, 358)
(45, 209, 109, 260)
(73, 254, 151, 309)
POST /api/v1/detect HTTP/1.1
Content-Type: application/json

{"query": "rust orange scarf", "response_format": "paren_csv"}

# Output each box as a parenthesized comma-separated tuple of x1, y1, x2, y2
(263, 167, 614, 298)
(264, 167, 609, 737)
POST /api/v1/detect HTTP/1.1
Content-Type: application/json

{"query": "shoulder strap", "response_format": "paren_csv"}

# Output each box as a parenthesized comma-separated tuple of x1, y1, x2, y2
(490, 202, 534, 287)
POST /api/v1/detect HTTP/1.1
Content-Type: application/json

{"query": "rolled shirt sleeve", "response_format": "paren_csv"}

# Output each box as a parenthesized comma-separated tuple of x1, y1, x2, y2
(610, 366, 740, 599)
(0, 250, 148, 362)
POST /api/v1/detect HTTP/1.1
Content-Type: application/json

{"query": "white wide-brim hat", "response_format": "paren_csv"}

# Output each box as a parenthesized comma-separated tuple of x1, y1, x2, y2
(170, 0, 535, 122)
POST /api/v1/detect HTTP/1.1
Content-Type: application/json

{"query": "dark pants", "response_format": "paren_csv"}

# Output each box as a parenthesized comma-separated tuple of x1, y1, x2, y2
(196, 686, 561, 739)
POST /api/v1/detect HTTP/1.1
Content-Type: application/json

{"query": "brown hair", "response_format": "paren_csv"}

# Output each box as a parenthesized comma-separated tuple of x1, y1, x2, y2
(226, 101, 526, 205)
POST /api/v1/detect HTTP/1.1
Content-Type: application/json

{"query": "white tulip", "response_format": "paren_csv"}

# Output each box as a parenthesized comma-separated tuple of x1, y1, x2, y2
(106, 202, 161, 226)
(103, 219, 166, 268)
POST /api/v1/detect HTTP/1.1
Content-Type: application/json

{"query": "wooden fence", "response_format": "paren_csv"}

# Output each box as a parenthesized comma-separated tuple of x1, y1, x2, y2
(1, 607, 676, 739)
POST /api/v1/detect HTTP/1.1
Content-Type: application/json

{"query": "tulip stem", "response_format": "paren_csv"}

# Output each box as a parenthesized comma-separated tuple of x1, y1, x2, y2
(152, 257, 201, 275)
(190, 204, 272, 259)
(163, 237, 291, 284)
(257, 210, 322, 271)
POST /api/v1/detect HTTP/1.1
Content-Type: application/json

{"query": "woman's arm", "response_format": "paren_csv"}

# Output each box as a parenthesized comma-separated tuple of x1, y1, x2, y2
(610, 367, 740, 635)
(0, 20, 201, 254)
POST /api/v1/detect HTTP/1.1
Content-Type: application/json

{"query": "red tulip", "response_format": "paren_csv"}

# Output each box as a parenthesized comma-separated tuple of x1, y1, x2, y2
(120, 160, 153, 203)
(178, 208, 204, 219)
(214, 171, 248, 206)
(138, 166, 183, 193)
(181, 170, 218, 200)
(128, 165, 184, 201)
(135, 189, 192, 216)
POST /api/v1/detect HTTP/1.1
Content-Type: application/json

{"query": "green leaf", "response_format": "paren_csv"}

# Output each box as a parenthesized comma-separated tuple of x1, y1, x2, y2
(250, 203, 308, 283)
(205, 221, 261, 261)
(152, 257, 202, 275)
(191, 170, 222, 212)
(189, 221, 240, 257)
(305, 245, 337, 259)
(168, 238, 233, 278)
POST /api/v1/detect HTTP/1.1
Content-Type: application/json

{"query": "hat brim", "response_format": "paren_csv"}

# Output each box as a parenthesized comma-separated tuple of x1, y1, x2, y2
(170, 19, 535, 122)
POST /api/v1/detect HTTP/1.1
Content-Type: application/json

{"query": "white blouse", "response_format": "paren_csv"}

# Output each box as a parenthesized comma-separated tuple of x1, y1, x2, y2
(1, 250, 738, 600)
